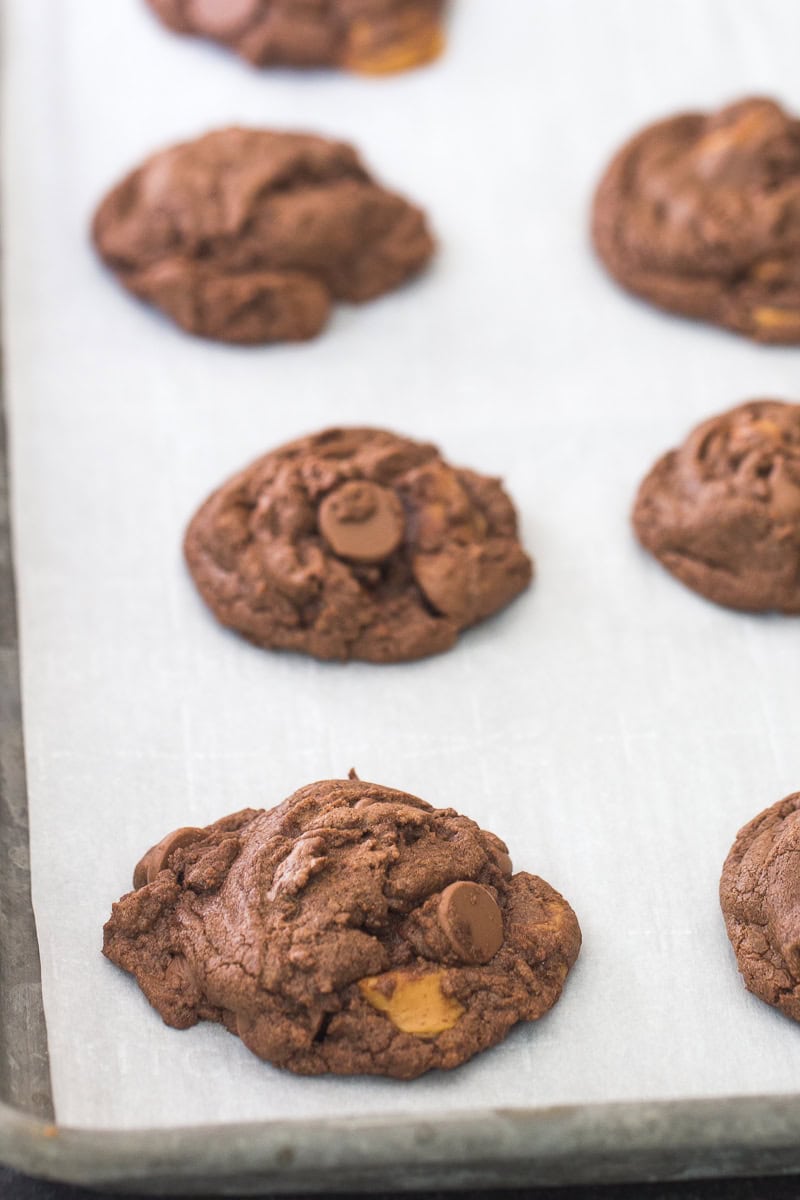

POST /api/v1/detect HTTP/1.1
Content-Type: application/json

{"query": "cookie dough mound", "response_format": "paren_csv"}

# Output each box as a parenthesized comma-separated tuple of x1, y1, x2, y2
(633, 400, 800, 612)
(91, 127, 434, 343)
(103, 777, 581, 1078)
(721, 792, 800, 1021)
(145, 0, 447, 75)
(184, 426, 533, 662)
(593, 97, 800, 342)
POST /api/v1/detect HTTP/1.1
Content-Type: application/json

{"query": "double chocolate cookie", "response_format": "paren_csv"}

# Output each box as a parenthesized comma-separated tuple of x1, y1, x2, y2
(145, 0, 447, 75)
(103, 775, 581, 1078)
(633, 400, 800, 612)
(720, 792, 800, 1021)
(593, 97, 800, 342)
(92, 127, 434, 343)
(184, 427, 533, 662)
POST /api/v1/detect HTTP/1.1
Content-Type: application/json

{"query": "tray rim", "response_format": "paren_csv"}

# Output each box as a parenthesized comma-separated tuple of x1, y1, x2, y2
(5, 8, 800, 1193)
(6, 1091, 800, 1192)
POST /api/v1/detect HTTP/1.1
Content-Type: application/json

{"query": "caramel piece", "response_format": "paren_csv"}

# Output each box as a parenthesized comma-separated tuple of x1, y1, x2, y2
(343, 13, 445, 75)
(133, 827, 204, 889)
(438, 881, 504, 963)
(694, 104, 780, 181)
(359, 970, 464, 1036)
(753, 307, 800, 332)
(318, 480, 405, 563)
(752, 418, 782, 440)
(751, 258, 790, 285)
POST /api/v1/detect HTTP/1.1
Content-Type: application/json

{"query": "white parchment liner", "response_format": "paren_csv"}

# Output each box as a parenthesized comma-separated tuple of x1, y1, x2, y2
(3, 0, 800, 1130)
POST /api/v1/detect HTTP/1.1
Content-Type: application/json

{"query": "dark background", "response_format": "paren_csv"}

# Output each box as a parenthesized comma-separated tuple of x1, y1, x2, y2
(4, 1174, 800, 1199)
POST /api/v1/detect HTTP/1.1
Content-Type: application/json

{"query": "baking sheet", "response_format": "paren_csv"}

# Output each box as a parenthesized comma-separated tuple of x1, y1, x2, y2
(3, 0, 800, 1134)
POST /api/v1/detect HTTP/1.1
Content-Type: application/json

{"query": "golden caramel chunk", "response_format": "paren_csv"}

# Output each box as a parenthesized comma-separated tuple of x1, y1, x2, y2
(359, 970, 464, 1036)
(344, 15, 444, 75)
(697, 105, 775, 156)
(753, 306, 800, 331)
(752, 418, 783, 440)
(751, 258, 790, 285)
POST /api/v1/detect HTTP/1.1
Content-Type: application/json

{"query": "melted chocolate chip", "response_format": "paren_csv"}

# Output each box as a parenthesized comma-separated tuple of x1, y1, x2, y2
(318, 480, 405, 563)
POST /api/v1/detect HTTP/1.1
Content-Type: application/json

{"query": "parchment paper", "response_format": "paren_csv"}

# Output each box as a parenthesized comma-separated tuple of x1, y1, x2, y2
(4, 0, 800, 1132)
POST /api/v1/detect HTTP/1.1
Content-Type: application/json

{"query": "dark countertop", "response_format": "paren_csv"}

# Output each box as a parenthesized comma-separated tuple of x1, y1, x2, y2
(4, 1171, 800, 1200)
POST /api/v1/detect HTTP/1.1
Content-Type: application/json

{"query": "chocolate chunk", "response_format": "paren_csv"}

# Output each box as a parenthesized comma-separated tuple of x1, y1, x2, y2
(145, 0, 447, 75)
(103, 776, 581, 1078)
(721, 791, 800, 1021)
(183, 426, 533, 663)
(133, 827, 205, 889)
(593, 97, 800, 342)
(437, 881, 503, 964)
(633, 399, 800, 612)
(318, 480, 405, 563)
(91, 127, 434, 344)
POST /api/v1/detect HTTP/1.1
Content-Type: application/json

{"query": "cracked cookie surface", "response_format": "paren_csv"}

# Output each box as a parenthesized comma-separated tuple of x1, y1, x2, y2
(593, 97, 800, 342)
(103, 776, 581, 1078)
(145, 0, 447, 74)
(720, 792, 800, 1021)
(633, 400, 800, 612)
(184, 426, 533, 662)
(92, 127, 434, 343)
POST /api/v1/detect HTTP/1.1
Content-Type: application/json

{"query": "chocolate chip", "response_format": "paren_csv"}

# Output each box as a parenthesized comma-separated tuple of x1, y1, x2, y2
(437, 881, 504, 964)
(186, 0, 259, 37)
(133, 827, 204, 889)
(318, 480, 404, 563)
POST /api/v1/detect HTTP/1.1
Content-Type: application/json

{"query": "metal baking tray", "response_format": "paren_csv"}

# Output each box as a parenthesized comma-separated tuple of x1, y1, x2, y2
(5, 0, 800, 1189)
(0, 394, 800, 1197)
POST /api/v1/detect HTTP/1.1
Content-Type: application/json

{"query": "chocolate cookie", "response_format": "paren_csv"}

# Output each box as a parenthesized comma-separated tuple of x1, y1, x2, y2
(184, 426, 533, 662)
(145, 0, 447, 74)
(633, 400, 800, 612)
(720, 792, 800, 1021)
(103, 775, 581, 1078)
(593, 97, 800, 342)
(91, 128, 434, 343)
